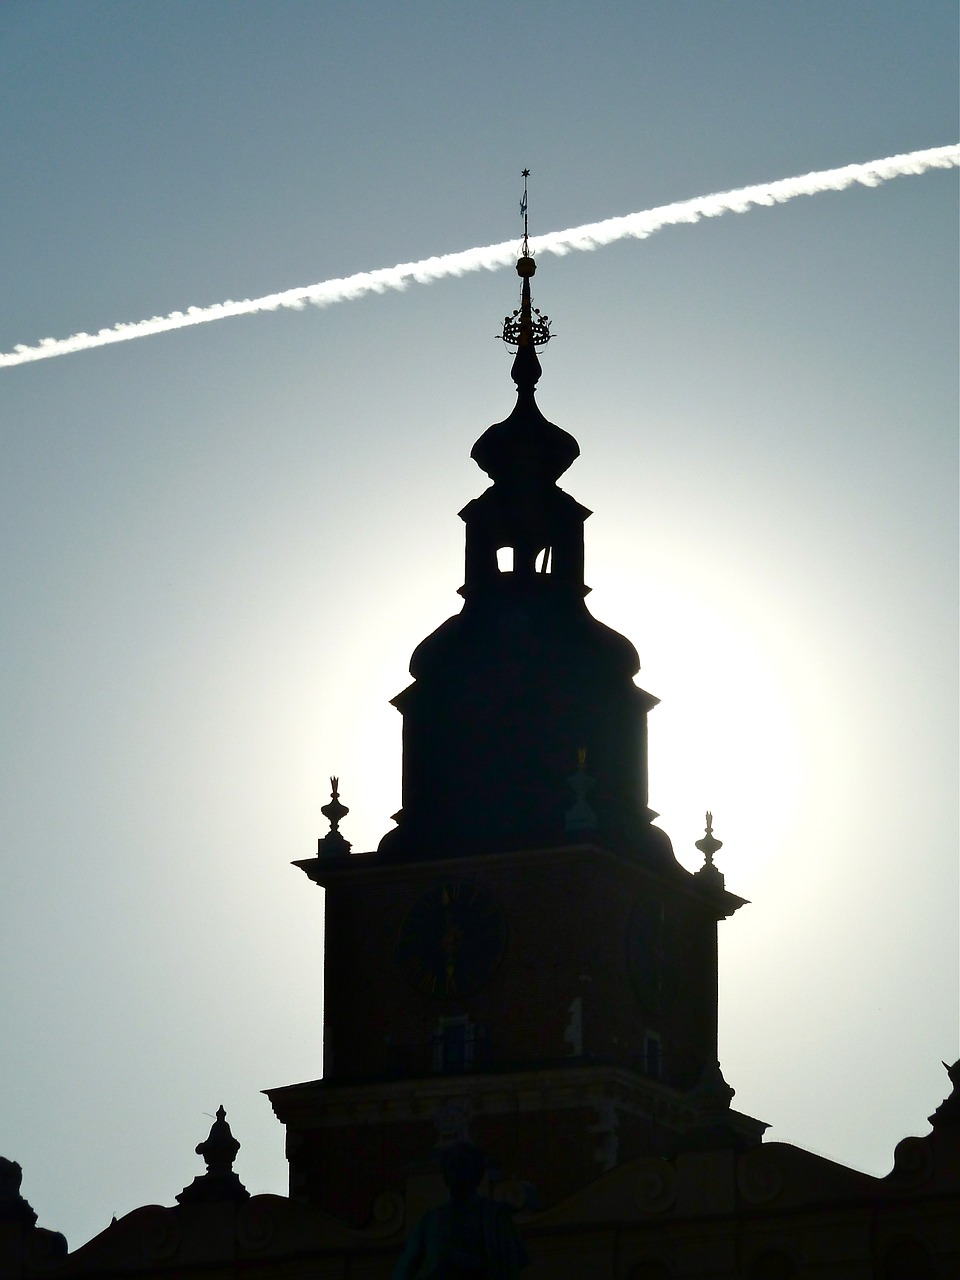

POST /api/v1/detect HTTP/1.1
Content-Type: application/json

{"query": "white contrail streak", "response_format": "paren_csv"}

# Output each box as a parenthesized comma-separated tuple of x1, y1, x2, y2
(2, 144, 957, 370)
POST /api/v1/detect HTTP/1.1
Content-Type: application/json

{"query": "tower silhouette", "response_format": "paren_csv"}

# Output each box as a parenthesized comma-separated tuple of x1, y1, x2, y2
(4, 184, 956, 1280)
(269, 204, 762, 1223)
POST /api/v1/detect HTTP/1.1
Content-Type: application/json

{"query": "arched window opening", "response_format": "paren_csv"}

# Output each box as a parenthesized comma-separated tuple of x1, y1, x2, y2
(496, 546, 514, 573)
(432, 1015, 476, 1074)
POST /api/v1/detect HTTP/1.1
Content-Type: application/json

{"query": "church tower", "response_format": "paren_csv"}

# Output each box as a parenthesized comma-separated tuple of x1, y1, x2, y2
(267, 192, 764, 1226)
(379, 233, 658, 864)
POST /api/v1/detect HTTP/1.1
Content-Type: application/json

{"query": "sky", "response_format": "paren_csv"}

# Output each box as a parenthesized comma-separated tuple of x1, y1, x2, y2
(0, 1, 956, 1251)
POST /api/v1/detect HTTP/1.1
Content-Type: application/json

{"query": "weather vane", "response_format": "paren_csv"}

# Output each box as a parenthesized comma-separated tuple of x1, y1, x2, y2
(501, 168, 553, 351)
(520, 168, 530, 256)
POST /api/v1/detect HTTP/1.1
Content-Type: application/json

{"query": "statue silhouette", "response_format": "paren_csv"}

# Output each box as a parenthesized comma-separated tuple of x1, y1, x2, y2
(392, 1142, 528, 1279)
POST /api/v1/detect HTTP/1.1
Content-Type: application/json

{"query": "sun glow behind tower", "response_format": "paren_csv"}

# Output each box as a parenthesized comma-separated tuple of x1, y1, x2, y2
(2, 5, 955, 1251)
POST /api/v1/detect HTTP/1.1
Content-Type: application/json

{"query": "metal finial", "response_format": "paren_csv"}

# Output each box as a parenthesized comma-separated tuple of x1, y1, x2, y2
(318, 776, 351, 856)
(321, 776, 349, 833)
(501, 168, 553, 356)
(520, 168, 531, 257)
(695, 811, 723, 866)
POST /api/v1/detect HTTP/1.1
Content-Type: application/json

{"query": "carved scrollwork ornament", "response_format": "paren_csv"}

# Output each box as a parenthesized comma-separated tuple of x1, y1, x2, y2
(633, 1157, 676, 1214)
(362, 1189, 405, 1237)
(139, 1206, 181, 1261)
(237, 1199, 275, 1251)
(890, 1134, 934, 1186)
(737, 1147, 784, 1205)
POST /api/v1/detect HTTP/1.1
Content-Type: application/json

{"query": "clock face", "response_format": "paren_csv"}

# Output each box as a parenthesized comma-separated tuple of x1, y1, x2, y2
(397, 881, 507, 999)
(626, 899, 663, 1013)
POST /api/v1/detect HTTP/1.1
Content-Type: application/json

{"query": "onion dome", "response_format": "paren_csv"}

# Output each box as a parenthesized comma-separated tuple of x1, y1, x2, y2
(471, 170, 579, 487)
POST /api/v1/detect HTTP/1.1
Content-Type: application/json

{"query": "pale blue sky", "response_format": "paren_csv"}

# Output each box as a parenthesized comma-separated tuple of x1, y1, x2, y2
(1, 1, 956, 1249)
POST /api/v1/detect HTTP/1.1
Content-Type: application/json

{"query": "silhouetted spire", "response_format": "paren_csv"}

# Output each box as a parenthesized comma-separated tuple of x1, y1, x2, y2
(500, 168, 553, 395)
(376, 170, 665, 862)
(472, 171, 578, 489)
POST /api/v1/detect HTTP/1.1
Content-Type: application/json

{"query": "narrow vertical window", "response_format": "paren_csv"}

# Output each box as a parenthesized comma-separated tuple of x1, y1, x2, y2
(432, 1016, 475, 1073)
(643, 1032, 662, 1079)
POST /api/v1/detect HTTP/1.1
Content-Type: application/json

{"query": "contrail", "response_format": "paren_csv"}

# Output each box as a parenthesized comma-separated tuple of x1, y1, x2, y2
(2, 144, 957, 370)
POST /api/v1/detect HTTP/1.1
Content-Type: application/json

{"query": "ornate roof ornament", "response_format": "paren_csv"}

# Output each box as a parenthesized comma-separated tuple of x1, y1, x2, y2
(501, 170, 553, 382)
(318, 776, 351, 856)
(176, 1106, 249, 1204)
(695, 811, 723, 866)
(195, 1105, 240, 1177)
(694, 812, 726, 891)
(469, 168, 580, 490)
